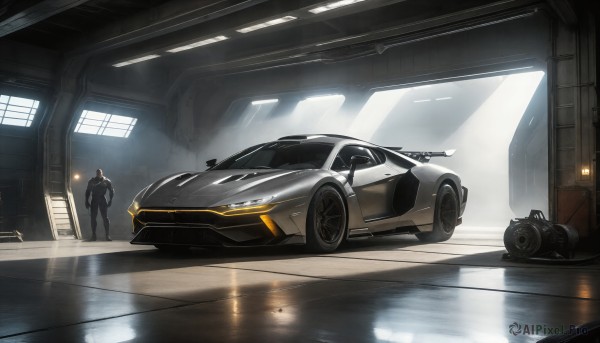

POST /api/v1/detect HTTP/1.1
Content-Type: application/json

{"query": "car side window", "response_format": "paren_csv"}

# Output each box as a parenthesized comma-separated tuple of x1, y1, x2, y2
(372, 148, 386, 164)
(331, 145, 378, 171)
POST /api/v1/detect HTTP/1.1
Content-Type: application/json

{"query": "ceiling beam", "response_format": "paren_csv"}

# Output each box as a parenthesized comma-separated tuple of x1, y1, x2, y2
(173, 0, 542, 77)
(97, 0, 407, 67)
(70, 0, 271, 56)
(0, 0, 90, 38)
(546, 0, 577, 25)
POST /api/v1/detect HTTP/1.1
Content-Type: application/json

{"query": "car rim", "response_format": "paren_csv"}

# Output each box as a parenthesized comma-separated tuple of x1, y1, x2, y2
(440, 193, 457, 233)
(315, 191, 344, 244)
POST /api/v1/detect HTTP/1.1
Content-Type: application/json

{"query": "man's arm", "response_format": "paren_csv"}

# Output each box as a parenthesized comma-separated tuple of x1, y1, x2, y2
(85, 180, 92, 209)
(107, 180, 114, 207)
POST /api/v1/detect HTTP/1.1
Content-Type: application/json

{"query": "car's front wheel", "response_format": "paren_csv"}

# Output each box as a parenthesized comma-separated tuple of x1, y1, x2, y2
(306, 185, 347, 253)
(416, 183, 458, 243)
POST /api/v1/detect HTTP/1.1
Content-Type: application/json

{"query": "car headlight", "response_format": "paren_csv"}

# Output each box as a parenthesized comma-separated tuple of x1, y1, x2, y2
(227, 196, 274, 209)
(128, 186, 150, 216)
(127, 201, 140, 217)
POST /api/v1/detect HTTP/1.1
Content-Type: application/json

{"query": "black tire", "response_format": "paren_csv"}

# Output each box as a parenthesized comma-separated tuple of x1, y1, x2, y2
(416, 184, 458, 243)
(306, 185, 347, 253)
(154, 244, 190, 252)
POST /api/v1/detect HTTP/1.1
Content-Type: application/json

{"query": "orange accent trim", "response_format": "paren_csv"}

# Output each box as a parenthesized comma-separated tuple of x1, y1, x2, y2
(260, 215, 279, 237)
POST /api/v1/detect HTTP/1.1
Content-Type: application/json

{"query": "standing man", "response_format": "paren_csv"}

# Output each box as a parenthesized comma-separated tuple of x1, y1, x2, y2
(84, 169, 114, 241)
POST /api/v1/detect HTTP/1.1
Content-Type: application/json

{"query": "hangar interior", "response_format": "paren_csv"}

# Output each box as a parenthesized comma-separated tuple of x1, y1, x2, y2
(0, 0, 598, 342)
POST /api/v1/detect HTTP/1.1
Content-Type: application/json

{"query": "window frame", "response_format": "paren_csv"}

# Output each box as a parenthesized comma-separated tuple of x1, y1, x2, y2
(0, 94, 40, 128)
(74, 109, 138, 138)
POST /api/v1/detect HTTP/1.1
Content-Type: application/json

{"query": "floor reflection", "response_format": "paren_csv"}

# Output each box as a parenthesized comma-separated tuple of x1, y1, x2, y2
(84, 324, 136, 343)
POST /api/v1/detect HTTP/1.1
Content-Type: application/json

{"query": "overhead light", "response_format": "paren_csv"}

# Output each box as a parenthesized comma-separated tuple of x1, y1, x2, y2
(166, 35, 228, 53)
(305, 94, 344, 101)
(112, 54, 160, 68)
(251, 99, 279, 105)
(309, 0, 367, 14)
(435, 97, 452, 101)
(413, 99, 431, 103)
(237, 16, 297, 33)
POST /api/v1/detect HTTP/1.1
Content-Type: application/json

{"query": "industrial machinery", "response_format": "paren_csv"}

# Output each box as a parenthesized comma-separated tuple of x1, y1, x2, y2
(503, 210, 579, 261)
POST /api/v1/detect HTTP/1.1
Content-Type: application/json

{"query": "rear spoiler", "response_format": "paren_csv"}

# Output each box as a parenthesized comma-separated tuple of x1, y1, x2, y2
(385, 147, 456, 163)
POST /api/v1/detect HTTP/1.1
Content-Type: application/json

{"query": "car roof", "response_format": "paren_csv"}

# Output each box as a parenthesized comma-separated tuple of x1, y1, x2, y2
(277, 134, 374, 146)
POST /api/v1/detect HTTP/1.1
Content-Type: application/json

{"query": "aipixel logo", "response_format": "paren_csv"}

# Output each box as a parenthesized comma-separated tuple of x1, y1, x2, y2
(509, 322, 522, 336)
(508, 322, 589, 336)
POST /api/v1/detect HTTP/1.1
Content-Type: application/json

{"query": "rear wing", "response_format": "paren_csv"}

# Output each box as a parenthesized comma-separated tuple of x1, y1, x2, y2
(385, 147, 456, 163)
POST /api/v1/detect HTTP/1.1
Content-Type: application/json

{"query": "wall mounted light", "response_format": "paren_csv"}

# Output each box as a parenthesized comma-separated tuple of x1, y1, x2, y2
(581, 167, 590, 176)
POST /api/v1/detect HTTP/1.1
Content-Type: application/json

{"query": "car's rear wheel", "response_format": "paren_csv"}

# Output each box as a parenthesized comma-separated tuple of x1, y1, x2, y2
(154, 244, 190, 252)
(416, 184, 458, 243)
(306, 185, 347, 253)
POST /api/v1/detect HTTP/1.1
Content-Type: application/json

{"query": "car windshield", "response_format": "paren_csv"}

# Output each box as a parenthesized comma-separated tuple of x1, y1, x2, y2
(213, 141, 333, 170)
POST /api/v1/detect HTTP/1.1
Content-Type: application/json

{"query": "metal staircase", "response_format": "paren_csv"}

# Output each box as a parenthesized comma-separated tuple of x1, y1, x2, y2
(44, 164, 81, 240)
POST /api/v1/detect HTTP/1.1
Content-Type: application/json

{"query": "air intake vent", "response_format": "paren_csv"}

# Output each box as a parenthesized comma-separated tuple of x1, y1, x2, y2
(175, 173, 193, 180)
(215, 175, 245, 184)
(215, 173, 265, 184)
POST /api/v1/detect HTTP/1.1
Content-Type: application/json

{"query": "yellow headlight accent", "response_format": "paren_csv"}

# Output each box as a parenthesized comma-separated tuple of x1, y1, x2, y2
(220, 204, 275, 216)
(260, 215, 279, 237)
(134, 204, 275, 217)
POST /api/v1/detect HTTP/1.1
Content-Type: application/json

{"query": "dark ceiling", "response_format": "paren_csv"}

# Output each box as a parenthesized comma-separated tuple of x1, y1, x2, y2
(5, 0, 171, 50)
(0, 0, 596, 82)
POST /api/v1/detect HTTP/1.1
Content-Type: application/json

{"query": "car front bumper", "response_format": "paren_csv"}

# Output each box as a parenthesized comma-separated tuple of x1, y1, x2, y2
(129, 204, 305, 247)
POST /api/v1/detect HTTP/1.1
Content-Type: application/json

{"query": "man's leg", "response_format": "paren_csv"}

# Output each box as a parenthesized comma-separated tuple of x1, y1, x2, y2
(88, 201, 98, 241)
(99, 200, 111, 241)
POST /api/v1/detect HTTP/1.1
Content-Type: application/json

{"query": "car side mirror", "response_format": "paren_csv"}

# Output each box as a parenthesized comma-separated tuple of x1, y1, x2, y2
(348, 155, 370, 185)
(350, 155, 370, 165)
(206, 159, 217, 169)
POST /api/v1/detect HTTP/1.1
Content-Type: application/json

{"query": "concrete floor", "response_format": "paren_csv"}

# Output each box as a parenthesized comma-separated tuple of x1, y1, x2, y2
(0, 227, 599, 343)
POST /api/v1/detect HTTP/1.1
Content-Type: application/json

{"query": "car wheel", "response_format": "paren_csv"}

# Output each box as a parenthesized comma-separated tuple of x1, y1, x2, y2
(416, 184, 458, 243)
(154, 244, 190, 252)
(306, 185, 347, 253)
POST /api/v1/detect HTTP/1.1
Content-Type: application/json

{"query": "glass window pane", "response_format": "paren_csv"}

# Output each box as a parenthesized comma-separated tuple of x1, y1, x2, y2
(102, 128, 127, 137)
(1, 118, 28, 127)
(77, 125, 101, 135)
(81, 118, 104, 126)
(0, 94, 40, 128)
(8, 96, 35, 107)
(109, 115, 133, 124)
(105, 122, 130, 130)
(74, 109, 137, 138)
(83, 111, 108, 121)
(6, 105, 30, 113)
(4, 111, 30, 120)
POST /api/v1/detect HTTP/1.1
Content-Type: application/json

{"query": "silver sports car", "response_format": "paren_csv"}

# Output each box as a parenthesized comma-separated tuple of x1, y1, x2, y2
(128, 134, 467, 252)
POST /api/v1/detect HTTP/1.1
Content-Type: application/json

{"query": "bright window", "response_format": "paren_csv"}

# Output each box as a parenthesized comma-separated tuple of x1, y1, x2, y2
(74, 110, 137, 138)
(0, 95, 39, 127)
(237, 99, 279, 127)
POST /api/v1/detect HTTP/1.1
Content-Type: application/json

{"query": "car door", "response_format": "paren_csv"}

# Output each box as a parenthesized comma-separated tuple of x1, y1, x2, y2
(331, 145, 398, 221)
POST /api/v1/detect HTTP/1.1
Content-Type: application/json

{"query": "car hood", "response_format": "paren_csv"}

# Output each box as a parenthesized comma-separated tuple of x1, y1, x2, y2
(140, 169, 308, 208)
